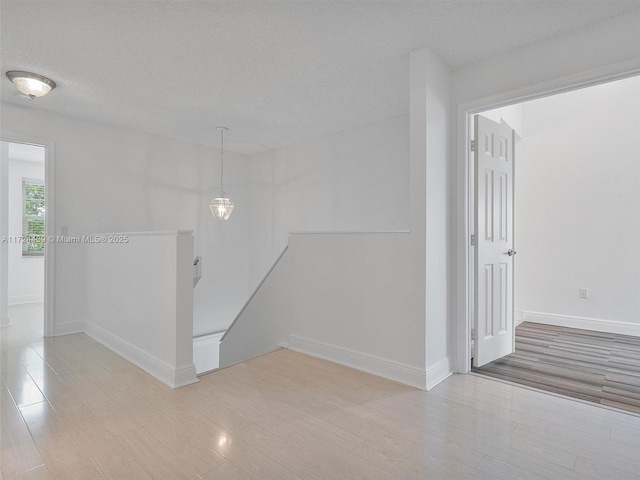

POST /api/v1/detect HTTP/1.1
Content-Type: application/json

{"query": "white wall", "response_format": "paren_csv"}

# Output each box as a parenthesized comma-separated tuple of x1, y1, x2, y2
(515, 76, 640, 329)
(7, 156, 45, 304)
(82, 231, 197, 388)
(248, 114, 409, 288)
(418, 48, 452, 375)
(1, 104, 251, 336)
(453, 10, 640, 106)
(222, 47, 453, 390)
(480, 104, 524, 138)
(221, 232, 431, 387)
(223, 113, 425, 384)
(406, 46, 455, 382)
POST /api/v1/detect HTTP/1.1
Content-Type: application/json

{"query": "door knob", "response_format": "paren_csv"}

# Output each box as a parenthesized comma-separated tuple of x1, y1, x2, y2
(507, 249, 517, 256)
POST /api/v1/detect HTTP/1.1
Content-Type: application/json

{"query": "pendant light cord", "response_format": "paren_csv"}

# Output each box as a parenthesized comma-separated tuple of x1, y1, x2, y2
(220, 128, 225, 194)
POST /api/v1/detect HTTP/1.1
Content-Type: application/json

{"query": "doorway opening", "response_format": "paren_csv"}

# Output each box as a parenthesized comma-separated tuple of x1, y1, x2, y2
(0, 137, 54, 338)
(463, 74, 640, 414)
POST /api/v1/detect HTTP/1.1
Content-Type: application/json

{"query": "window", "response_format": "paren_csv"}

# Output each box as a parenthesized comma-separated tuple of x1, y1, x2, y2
(22, 178, 45, 256)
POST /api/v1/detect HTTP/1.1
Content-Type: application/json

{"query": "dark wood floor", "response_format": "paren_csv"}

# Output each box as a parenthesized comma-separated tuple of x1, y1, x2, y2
(473, 322, 640, 415)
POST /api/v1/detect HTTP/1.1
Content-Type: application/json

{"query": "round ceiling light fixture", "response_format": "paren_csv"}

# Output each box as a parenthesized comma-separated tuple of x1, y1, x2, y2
(6, 71, 56, 99)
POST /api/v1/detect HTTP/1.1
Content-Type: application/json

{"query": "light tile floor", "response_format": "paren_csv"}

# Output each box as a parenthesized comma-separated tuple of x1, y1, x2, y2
(2, 304, 640, 479)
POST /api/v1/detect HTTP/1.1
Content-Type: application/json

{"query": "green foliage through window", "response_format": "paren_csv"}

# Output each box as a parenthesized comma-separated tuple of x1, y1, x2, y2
(22, 179, 45, 256)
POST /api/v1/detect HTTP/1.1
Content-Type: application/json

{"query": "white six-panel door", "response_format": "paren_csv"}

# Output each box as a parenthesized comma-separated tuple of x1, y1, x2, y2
(474, 115, 516, 367)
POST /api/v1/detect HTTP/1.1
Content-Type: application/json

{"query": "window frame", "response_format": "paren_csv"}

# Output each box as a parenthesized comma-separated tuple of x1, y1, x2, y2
(22, 177, 45, 257)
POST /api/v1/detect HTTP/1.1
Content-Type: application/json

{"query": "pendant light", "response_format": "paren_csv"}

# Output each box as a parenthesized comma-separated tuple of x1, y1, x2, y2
(6, 71, 56, 98)
(209, 126, 234, 220)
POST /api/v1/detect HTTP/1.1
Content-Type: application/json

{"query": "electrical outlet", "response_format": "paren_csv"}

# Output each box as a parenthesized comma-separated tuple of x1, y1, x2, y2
(579, 288, 589, 299)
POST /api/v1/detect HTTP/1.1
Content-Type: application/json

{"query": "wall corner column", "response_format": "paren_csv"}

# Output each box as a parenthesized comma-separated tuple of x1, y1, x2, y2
(409, 47, 453, 389)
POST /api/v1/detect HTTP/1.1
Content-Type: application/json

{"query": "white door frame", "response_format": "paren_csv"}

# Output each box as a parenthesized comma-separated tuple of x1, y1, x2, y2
(454, 64, 640, 374)
(0, 131, 56, 337)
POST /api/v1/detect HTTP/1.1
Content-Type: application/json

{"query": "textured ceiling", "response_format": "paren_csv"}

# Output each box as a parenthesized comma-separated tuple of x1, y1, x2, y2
(1, 1, 639, 154)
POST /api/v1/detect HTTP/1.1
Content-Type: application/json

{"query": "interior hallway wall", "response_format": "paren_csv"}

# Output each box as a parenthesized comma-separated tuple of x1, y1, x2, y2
(224, 47, 453, 389)
(247, 114, 409, 290)
(1, 104, 251, 336)
(515, 75, 640, 328)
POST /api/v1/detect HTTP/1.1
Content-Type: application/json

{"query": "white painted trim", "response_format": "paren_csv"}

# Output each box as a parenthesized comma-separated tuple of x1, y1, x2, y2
(426, 357, 453, 390)
(0, 142, 8, 330)
(289, 230, 411, 235)
(523, 311, 640, 338)
(84, 321, 198, 388)
(53, 320, 84, 336)
(455, 64, 640, 375)
(172, 364, 200, 388)
(0, 314, 10, 327)
(288, 334, 427, 389)
(82, 230, 193, 237)
(193, 331, 224, 374)
(8, 294, 44, 305)
(44, 139, 55, 338)
(455, 101, 473, 376)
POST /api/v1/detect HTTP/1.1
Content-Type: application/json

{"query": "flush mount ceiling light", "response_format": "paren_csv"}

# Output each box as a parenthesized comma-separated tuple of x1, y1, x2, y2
(209, 126, 235, 220)
(6, 71, 56, 99)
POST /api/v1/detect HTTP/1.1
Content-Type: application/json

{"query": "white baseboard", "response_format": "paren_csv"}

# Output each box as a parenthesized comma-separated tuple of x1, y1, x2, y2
(523, 311, 640, 337)
(0, 314, 10, 327)
(515, 308, 524, 323)
(9, 294, 44, 305)
(84, 321, 198, 388)
(53, 320, 84, 336)
(288, 334, 427, 389)
(426, 357, 453, 391)
(172, 364, 200, 388)
(193, 331, 224, 374)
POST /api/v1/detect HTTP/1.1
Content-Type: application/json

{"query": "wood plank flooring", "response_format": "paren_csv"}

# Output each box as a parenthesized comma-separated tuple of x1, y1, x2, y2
(474, 321, 640, 415)
(3, 305, 640, 479)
